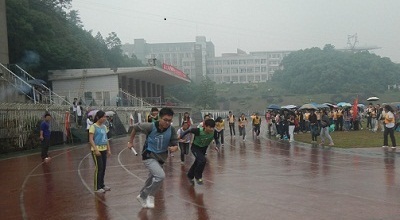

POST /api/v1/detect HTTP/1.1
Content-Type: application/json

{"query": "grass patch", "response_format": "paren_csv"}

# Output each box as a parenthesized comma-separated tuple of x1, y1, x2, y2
(293, 124, 400, 148)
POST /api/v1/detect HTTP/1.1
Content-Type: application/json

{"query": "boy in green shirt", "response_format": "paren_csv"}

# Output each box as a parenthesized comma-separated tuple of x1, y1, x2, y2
(179, 119, 216, 185)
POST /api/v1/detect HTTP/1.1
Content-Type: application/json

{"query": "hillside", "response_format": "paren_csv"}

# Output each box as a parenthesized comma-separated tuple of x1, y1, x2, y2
(213, 82, 400, 114)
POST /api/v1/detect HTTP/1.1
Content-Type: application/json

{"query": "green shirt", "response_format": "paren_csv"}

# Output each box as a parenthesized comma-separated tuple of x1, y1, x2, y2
(181, 128, 214, 148)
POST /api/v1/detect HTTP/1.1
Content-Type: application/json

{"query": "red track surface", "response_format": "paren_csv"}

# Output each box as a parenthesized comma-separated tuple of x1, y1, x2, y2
(2, 131, 400, 220)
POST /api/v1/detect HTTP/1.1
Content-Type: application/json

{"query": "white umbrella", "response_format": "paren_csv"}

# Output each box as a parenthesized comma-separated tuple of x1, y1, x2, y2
(367, 97, 379, 101)
(281, 105, 297, 109)
(105, 111, 115, 116)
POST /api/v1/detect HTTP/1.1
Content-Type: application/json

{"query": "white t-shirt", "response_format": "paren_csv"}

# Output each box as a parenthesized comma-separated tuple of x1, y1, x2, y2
(385, 111, 395, 128)
(76, 105, 82, 117)
(86, 118, 93, 130)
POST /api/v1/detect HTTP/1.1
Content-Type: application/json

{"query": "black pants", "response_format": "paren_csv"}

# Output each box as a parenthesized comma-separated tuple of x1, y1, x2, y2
(253, 125, 260, 136)
(92, 150, 107, 190)
(179, 142, 190, 162)
(41, 138, 51, 159)
(229, 123, 235, 136)
(188, 146, 207, 180)
(214, 130, 224, 145)
(383, 127, 396, 147)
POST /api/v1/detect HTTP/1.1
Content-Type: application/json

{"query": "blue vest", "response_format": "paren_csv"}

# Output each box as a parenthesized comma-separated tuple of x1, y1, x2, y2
(145, 123, 172, 153)
(93, 124, 108, 146)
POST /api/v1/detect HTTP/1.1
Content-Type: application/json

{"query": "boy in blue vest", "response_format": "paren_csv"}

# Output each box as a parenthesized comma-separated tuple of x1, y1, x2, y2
(179, 119, 216, 185)
(127, 107, 178, 209)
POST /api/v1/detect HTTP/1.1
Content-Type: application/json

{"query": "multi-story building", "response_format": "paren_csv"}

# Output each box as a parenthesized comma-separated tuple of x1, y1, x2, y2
(204, 50, 291, 84)
(123, 36, 214, 82)
(122, 36, 292, 83)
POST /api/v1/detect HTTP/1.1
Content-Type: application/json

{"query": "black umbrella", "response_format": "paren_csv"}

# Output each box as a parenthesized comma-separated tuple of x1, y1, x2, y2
(267, 104, 281, 110)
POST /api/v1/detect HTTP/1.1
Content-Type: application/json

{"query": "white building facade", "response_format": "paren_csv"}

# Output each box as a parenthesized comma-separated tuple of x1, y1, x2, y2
(122, 36, 293, 84)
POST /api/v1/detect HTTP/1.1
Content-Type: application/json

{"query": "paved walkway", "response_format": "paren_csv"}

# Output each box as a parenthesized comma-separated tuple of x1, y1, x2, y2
(1, 129, 400, 219)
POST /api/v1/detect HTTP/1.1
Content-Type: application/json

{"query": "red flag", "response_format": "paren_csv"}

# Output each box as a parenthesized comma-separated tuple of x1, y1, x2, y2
(352, 97, 358, 120)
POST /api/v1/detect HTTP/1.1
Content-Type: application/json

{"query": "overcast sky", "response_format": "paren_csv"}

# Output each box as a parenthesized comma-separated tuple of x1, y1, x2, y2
(71, 0, 400, 63)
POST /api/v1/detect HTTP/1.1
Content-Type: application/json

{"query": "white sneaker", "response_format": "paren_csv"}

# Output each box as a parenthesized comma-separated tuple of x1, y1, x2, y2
(391, 146, 396, 151)
(95, 188, 105, 193)
(136, 195, 147, 208)
(382, 146, 388, 149)
(103, 186, 111, 191)
(147, 196, 155, 208)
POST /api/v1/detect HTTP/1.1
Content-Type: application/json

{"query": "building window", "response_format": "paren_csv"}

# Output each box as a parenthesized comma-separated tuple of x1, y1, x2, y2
(261, 66, 267, 72)
(231, 60, 238, 65)
(240, 68, 246, 73)
(239, 59, 246, 65)
(261, 59, 266, 64)
(247, 67, 253, 73)
(255, 67, 260, 72)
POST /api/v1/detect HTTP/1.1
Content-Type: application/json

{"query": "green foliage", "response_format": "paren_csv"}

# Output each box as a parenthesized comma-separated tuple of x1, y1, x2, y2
(6, 0, 143, 78)
(194, 77, 217, 109)
(272, 45, 400, 94)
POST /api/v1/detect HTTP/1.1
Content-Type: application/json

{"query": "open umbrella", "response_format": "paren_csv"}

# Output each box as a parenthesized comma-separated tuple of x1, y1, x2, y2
(267, 104, 281, 110)
(299, 103, 318, 110)
(367, 97, 379, 101)
(105, 111, 115, 116)
(337, 102, 352, 107)
(88, 110, 98, 117)
(316, 104, 330, 109)
(281, 104, 297, 109)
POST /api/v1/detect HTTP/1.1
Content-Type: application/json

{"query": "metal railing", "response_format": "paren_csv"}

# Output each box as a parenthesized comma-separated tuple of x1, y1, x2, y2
(0, 63, 35, 101)
(118, 88, 153, 108)
(11, 64, 72, 106)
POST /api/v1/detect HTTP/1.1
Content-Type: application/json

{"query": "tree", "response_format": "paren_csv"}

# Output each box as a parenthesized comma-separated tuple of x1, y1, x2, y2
(272, 46, 400, 94)
(194, 77, 217, 109)
(6, 0, 143, 79)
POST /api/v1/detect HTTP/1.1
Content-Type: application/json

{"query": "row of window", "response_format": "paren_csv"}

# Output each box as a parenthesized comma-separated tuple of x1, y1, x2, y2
(207, 66, 268, 74)
(150, 46, 194, 53)
(151, 53, 192, 60)
(207, 59, 282, 66)
(209, 74, 270, 83)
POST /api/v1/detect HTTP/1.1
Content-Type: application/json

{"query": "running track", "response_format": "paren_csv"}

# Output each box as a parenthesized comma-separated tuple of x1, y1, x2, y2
(1, 127, 400, 219)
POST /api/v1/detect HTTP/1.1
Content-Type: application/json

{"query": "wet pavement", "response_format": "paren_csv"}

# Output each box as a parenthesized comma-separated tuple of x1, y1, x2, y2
(1, 128, 400, 220)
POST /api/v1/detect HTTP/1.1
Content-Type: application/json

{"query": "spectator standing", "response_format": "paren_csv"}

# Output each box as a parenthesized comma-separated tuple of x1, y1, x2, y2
(89, 110, 111, 193)
(40, 113, 52, 162)
(382, 105, 396, 151)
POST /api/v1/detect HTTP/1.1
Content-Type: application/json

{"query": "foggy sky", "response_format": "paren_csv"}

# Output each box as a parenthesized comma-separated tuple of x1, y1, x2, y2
(71, 0, 400, 63)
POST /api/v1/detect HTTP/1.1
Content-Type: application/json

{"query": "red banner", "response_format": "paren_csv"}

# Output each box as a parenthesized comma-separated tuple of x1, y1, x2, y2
(162, 63, 189, 80)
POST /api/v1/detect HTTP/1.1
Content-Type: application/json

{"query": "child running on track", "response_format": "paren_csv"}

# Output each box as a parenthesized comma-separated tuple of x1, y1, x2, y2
(127, 107, 178, 208)
(177, 121, 192, 164)
(179, 119, 216, 185)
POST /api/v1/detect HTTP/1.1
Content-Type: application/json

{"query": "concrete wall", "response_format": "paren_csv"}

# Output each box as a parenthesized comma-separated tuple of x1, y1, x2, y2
(0, 0, 9, 64)
(52, 74, 119, 106)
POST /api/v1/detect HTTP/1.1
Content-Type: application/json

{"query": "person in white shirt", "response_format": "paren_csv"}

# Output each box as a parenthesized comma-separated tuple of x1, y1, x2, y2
(86, 115, 94, 142)
(382, 105, 396, 151)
